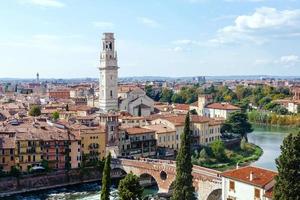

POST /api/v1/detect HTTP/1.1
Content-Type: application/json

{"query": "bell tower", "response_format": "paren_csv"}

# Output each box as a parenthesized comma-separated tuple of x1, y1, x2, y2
(99, 33, 119, 112)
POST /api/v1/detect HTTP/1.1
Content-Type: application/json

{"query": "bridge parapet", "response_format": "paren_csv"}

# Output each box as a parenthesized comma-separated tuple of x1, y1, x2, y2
(111, 158, 222, 200)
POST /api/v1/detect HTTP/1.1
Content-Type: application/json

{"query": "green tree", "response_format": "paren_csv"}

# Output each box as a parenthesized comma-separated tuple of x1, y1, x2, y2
(118, 172, 143, 200)
(171, 93, 185, 104)
(190, 109, 198, 115)
(210, 140, 226, 161)
(41, 159, 50, 172)
(29, 105, 41, 116)
(52, 111, 60, 121)
(172, 113, 196, 200)
(199, 148, 208, 159)
(273, 133, 300, 200)
(10, 166, 21, 187)
(101, 153, 111, 200)
(160, 88, 174, 103)
(224, 111, 253, 142)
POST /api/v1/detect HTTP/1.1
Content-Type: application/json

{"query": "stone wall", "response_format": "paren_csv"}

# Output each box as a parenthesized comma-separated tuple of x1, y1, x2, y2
(0, 168, 102, 197)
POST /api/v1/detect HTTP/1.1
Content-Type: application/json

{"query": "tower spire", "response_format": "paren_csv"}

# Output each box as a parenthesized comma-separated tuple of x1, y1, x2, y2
(98, 33, 119, 112)
(36, 72, 40, 83)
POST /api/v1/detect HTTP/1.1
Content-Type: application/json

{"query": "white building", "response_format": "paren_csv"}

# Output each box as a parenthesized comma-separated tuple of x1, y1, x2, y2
(221, 166, 276, 200)
(287, 101, 299, 113)
(190, 95, 241, 119)
(119, 87, 154, 116)
(98, 33, 119, 112)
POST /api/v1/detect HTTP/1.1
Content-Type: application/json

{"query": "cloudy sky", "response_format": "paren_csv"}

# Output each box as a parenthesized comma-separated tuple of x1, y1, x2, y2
(0, 0, 300, 78)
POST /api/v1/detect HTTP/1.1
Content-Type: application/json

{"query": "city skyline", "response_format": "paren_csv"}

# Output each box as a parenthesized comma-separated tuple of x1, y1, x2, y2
(1, 0, 300, 78)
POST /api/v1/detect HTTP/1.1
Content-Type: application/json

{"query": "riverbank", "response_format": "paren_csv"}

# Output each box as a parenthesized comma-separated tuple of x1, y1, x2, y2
(0, 167, 104, 198)
(248, 111, 300, 128)
(192, 143, 263, 171)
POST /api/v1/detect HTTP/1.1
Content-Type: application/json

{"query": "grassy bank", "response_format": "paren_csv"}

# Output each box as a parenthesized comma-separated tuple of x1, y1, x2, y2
(192, 143, 263, 171)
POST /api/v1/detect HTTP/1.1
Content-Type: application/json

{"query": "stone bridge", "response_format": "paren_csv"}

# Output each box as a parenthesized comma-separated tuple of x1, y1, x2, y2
(111, 159, 222, 200)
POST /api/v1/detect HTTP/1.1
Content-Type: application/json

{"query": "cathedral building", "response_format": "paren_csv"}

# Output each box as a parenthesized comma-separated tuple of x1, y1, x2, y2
(98, 33, 154, 116)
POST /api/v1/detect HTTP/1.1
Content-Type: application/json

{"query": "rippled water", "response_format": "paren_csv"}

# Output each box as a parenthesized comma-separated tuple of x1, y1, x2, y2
(7, 182, 158, 200)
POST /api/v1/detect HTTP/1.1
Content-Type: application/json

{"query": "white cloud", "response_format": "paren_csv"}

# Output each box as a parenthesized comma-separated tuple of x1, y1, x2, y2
(254, 55, 299, 68)
(211, 7, 300, 44)
(20, 0, 65, 8)
(172, 39, 201, 45)
(137, 17, 160, 28)
(93, 21, 115, 29)
(173, 47, 183, 52)
(279, 55, 299, 66)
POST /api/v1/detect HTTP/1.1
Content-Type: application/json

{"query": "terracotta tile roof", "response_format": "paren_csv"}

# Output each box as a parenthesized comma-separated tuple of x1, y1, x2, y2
(143, 124, 175, 134)
(173, 104, 190, 111)
(123, 127, 155, 135)
(221, 166, 277, 188)
(119, 116, 146, 120)
(191, 115, 211, 123)
(206, 103, 241, 110)
(164, 115, 210, 126)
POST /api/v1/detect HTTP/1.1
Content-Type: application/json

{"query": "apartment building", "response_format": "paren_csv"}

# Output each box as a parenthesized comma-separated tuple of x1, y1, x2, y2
(119, 127, 156, 157)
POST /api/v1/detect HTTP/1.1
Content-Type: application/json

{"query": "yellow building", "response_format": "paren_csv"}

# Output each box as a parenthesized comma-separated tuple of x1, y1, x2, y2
(144, 124, 176, 149)
(0, 132, 16, 172)
(151, 115, 222, 149)
(15, 139, 43, 172)
(75, 125, 106, 162)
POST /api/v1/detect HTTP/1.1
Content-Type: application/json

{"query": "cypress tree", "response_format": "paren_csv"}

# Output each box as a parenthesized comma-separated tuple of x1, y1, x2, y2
(101, 153, 111, 200)
(273, 133, 300, 200)
(171, 113, 196, 200)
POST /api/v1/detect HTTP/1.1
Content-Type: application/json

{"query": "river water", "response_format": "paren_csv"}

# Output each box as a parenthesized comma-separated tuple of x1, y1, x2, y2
(248, 125, 295, 171)
(8, 125, 295, 200)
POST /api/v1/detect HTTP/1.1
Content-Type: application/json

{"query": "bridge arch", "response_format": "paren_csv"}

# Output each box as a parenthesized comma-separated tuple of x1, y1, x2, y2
(139, 173, 159, 188)
(206, 189, 222, 200)
(110, 167, 127, 178)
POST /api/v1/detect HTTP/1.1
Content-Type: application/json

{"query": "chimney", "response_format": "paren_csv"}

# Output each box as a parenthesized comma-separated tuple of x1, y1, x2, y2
(250, 171, 254, 181)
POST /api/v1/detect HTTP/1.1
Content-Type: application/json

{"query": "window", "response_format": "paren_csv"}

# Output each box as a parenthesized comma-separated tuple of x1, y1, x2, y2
(254, 188, 260, 198)
(229, 180, 235, 191)
(110, 90, 113, 98)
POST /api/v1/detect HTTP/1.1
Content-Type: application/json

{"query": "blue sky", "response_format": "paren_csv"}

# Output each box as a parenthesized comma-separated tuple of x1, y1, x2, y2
(0, 0, 300, 78)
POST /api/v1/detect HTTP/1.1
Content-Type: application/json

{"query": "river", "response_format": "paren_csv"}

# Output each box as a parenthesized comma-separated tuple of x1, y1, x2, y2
(8, 125, 295, 199)
(248, 125, 295, 171)
(7, 182, 158, 200)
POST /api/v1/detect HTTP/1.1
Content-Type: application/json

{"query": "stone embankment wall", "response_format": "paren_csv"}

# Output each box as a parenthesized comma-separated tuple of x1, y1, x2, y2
(0, 168, 101, 197)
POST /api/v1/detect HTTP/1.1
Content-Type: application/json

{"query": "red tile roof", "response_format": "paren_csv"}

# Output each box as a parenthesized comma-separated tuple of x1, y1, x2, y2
(206, 103, 240, 110)
(124, 127, 155, 135)
(221, 166, 277, 188)
(173, 104, 190, 111)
